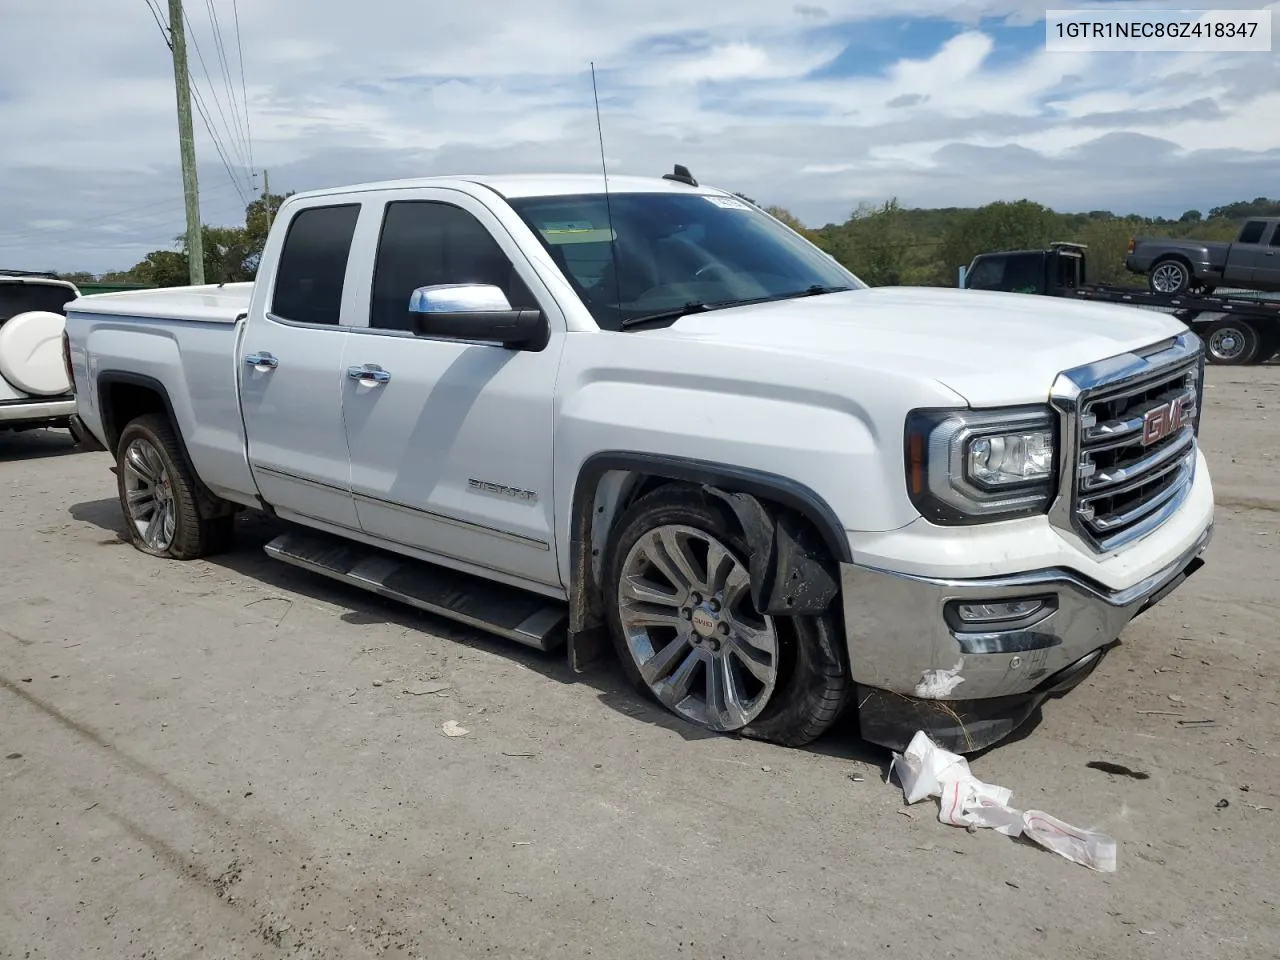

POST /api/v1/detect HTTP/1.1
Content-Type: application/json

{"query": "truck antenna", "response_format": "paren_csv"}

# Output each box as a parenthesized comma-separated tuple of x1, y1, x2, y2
(590, 62, 624, 319)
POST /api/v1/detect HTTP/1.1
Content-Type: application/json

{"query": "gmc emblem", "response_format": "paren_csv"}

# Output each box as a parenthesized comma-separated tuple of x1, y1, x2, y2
(1142, 394, 1191, 445)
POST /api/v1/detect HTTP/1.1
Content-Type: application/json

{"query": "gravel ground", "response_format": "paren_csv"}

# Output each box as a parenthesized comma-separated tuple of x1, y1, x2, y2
(2, 364, 1278, 960)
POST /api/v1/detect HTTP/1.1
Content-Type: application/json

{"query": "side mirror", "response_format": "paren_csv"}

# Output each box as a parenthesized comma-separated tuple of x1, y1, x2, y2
(408, 283, 548, 351)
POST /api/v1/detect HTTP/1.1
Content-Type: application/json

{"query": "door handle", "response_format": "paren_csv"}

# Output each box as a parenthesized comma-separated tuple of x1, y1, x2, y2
(347, 364, 391, 384)
(244, 352, 278, 369)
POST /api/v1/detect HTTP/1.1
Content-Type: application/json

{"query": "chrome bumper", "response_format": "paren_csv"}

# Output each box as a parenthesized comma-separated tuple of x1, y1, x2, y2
(841, 523, 1213, 704)
(0, 398, 76, 423)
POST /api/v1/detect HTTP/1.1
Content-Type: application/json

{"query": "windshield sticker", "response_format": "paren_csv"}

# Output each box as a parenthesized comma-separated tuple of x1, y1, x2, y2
(542, 221, 596, 232)
(704, 195, 752, 210)
(539, 223, 616, 244)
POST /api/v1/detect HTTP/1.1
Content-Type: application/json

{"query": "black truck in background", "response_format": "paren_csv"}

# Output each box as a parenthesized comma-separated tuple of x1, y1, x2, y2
(964, 242, 1280, 365)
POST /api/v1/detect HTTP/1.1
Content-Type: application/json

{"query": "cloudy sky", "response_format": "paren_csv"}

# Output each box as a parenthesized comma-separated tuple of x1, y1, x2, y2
(1, 0, 1277, 274)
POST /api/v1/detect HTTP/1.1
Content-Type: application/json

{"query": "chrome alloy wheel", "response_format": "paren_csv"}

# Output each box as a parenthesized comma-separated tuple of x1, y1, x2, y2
(616, 524, 779, 731)
(122, 437, 177, 551)
(1150, 262, 1188, 294)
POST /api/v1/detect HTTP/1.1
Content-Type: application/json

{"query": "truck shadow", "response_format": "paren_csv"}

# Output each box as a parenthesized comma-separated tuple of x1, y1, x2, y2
(0, 428, 85, 462)
(70, 498, 889, 769)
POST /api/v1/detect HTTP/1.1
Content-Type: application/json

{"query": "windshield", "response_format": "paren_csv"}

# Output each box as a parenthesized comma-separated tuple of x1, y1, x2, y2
(507, 192, 863, 330)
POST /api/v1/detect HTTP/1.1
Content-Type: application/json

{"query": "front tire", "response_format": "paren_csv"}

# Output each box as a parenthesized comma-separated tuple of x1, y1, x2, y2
(116, 413, 234, 559)
(603, 486, 849, 747)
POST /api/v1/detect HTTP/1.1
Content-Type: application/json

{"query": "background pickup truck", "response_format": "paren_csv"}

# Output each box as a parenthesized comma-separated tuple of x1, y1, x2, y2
(65, 169, 1215, 754)
(1126, 217, 1280, 295)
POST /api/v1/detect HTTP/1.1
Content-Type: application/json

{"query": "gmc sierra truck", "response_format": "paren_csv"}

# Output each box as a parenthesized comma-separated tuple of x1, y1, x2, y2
(1126, 217, 1280, 295)
(63, 170, 1215, 753)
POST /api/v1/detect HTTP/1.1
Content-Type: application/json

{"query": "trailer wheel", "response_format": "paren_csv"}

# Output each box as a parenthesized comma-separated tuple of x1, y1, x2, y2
(1149, 259, 1192, 295)
(1204, 319, 1261, 365)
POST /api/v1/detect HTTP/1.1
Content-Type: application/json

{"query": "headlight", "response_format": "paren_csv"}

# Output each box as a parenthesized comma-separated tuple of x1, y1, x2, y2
(905, 407, 1058, 523)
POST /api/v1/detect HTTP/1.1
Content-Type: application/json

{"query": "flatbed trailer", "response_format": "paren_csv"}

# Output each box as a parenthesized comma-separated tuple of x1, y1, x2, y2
(963, 242, 1280, 365)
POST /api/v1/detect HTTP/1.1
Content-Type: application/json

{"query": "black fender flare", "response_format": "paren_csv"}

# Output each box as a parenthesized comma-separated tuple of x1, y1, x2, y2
(566, 452, 850, 672)
(96, 370, 235, 520)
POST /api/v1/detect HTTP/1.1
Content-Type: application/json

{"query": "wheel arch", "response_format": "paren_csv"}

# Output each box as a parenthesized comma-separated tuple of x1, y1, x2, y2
(565, 451, 851, 672)
(97, 371, 234, 519)
(1151, 253, 1196, 275)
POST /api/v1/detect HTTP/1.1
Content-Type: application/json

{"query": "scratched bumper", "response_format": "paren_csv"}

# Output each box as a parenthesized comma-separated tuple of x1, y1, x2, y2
(840, 524, 1212, 751)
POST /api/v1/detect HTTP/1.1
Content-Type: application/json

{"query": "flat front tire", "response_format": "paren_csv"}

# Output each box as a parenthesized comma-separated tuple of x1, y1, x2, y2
(115, 413, 234, 559)
(604, 486, 850, 747)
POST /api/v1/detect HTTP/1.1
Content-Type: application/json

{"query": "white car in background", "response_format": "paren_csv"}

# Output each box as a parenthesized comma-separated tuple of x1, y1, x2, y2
(0, 271, 82, 439)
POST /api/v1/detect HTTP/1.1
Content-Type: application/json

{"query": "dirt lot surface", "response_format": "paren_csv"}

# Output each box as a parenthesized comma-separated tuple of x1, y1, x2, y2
(2, 365, 1278, 960)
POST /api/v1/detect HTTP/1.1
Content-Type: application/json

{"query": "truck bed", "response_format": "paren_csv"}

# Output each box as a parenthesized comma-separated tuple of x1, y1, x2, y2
(66, 281, 254, 324)
(64, 281, 258, 507)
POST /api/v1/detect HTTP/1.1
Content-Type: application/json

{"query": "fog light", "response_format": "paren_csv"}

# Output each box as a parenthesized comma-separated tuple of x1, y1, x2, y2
(955, 599, 1046, 624)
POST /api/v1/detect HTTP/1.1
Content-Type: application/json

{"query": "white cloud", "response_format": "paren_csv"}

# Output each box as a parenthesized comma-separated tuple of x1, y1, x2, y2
(0, 0, 1277, 272)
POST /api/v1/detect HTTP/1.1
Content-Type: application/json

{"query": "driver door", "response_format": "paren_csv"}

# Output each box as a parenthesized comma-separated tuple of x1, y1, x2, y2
(338, 190, 566, 590)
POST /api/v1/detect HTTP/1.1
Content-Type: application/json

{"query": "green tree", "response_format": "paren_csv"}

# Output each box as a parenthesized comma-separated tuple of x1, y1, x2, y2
(940, 200, 1058, 276)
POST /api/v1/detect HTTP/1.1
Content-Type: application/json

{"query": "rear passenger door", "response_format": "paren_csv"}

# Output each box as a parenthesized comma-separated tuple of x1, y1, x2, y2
(338, 189, 566, 591)
(240, 201, 362, 531)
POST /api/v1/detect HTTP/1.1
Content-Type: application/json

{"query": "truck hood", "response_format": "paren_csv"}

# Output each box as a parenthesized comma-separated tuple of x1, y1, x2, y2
(636, 286, 1191, 407)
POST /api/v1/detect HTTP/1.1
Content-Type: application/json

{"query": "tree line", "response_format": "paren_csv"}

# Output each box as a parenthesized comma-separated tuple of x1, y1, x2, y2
(59, 193, 1280, 291)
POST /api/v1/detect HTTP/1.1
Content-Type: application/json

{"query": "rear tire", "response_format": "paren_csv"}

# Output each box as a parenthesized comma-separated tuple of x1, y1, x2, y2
(115, 413, 234, 559)
(1203, 319, 1261, 365)
(1149, 259, 1192, 296)
(603, 486, 849, 747)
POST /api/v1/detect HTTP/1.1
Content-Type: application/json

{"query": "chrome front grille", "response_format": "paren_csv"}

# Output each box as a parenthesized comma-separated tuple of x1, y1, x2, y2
(1051, 333, 1205, 552)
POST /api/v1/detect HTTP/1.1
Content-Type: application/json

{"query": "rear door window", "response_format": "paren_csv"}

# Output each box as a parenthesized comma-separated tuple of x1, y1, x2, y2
(0, 282, 77, 325)
(1237, 220, 1266, 244)
(271, 204, 361, 326)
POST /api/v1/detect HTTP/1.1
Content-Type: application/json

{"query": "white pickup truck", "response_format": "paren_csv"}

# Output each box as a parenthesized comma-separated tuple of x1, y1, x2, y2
(63, 169, 1215, 752)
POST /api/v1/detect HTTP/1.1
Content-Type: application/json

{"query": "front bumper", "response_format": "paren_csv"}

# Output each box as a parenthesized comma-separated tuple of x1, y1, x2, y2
(842, 523, 1212, 752)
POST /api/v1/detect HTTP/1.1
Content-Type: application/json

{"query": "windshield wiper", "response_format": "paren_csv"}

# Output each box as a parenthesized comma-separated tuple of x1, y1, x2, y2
(619, 301, 715, 330)
(618, 285, 853, 331)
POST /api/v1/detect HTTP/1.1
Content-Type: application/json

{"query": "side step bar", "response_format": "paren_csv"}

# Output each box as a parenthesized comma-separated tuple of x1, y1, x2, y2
(264, 528, 567, 652)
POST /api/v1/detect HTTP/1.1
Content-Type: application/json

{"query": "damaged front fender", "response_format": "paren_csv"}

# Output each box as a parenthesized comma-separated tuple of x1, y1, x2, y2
(702, 486, 840, 617)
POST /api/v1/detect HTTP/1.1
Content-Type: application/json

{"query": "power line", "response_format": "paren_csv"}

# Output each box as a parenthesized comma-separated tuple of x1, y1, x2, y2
(189, 80, 251, 206)
(231, 0, 254, 177)
(0, 181, 246, 245)
(203, 0, 248, 172)
(141, 0, 247, 206)
(182, 8, 250, 178)
(143, 0, 169, 46)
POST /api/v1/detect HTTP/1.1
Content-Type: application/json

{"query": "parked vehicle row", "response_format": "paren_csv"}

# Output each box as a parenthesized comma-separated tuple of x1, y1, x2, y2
(965, 242, 1280, 365)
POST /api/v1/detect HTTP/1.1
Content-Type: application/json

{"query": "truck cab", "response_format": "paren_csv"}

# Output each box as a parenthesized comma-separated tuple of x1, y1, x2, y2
(963, 242, 1087, 295)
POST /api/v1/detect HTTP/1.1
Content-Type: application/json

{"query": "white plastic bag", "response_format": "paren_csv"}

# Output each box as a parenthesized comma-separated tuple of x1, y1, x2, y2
(888, 730, 1117, 872)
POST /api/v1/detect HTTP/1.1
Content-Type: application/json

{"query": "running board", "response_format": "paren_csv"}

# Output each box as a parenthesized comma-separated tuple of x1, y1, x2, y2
(263, 528, 566, 652)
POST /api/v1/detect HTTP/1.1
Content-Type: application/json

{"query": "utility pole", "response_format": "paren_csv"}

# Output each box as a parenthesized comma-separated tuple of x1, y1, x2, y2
(262, 168, 269, 198)
(168, 0, 204, 285)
